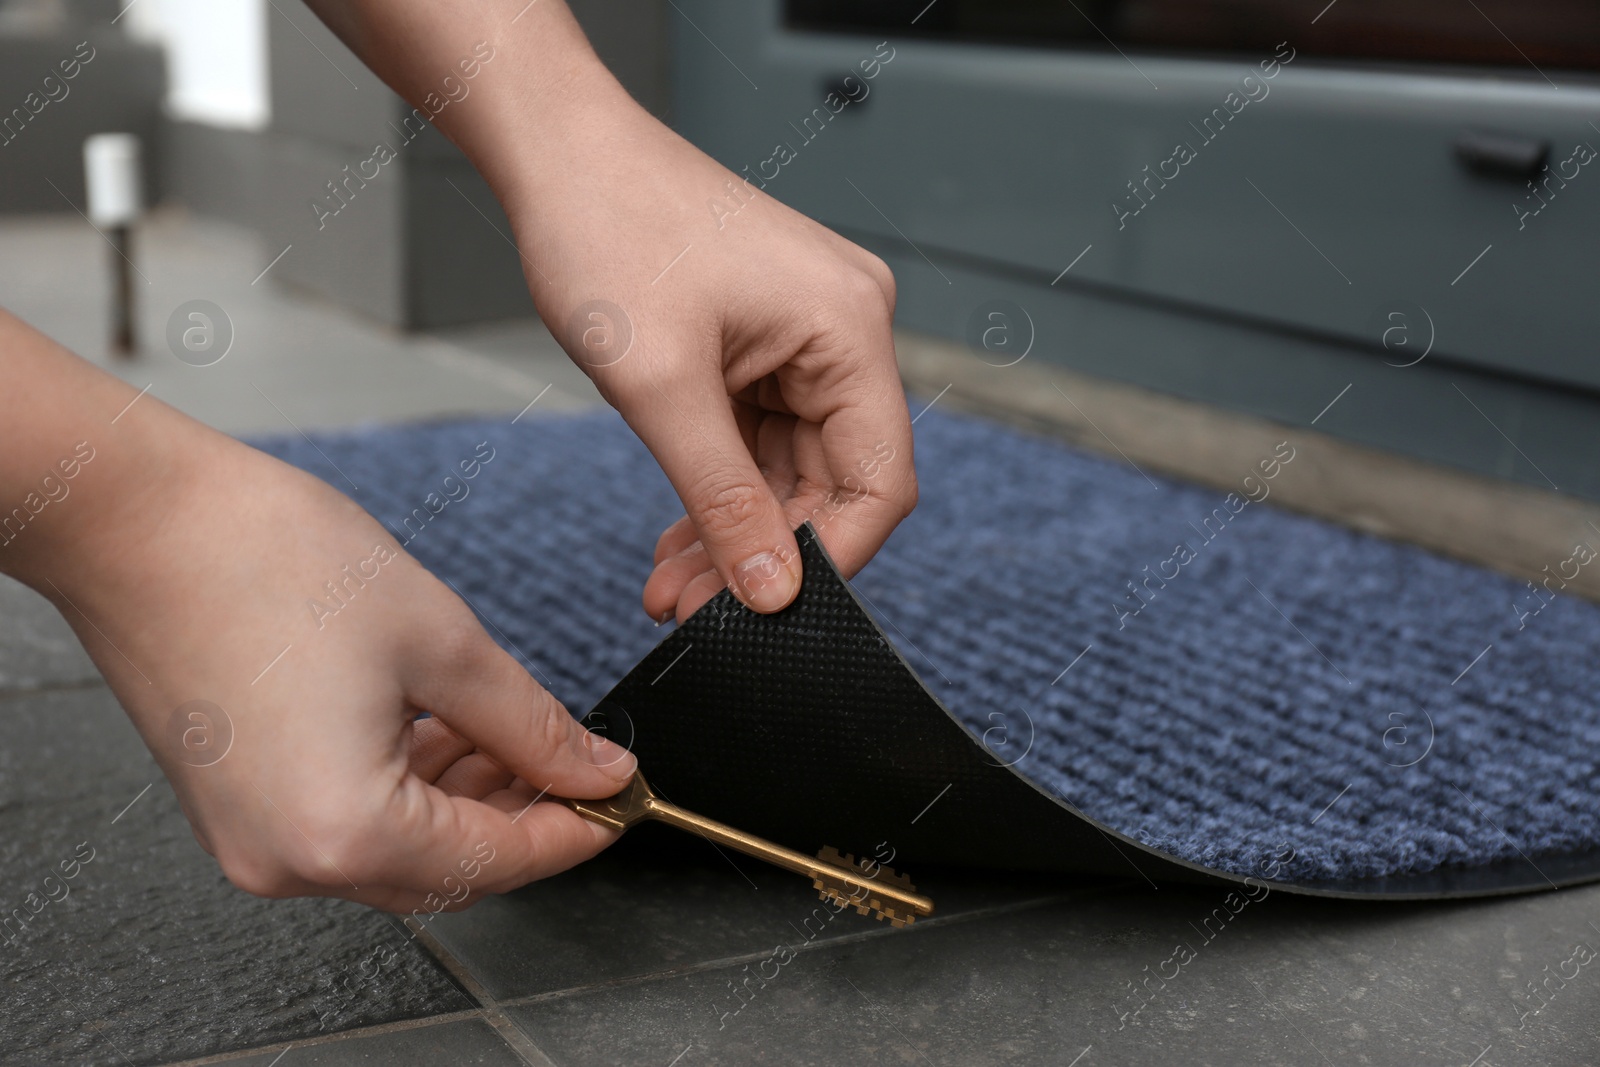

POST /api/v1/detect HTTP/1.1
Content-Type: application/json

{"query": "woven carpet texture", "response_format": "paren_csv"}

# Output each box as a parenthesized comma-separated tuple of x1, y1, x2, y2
(252, 407, 1600, 884)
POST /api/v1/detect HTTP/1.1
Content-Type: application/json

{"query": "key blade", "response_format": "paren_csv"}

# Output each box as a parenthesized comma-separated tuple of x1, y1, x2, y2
(567, 781, 934, 924)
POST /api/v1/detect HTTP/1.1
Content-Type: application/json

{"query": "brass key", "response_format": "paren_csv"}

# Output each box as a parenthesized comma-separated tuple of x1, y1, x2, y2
(559, 773, 934, 926)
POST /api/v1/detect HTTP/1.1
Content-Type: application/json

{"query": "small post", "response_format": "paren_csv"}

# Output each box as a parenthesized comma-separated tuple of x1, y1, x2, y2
(83, 133, 144, 357)
(107, 223, 134, 353)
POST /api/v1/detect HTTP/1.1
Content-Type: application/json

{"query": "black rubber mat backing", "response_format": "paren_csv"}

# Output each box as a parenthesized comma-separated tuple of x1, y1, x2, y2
(592, 525, 1600, 900)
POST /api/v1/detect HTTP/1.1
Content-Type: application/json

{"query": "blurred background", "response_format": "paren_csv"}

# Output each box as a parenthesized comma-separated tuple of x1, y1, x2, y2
(2, 0, 1597, 590)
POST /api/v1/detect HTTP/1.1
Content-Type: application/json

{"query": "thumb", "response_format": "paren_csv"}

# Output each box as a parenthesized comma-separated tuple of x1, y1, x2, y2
(406, 617, 636, 799)
(627, 382, 802, 613)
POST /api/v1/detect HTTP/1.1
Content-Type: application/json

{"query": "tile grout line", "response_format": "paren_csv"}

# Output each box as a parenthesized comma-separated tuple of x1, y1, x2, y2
(0, 677, 112, 704)
(149, 1010, 485, 1066)
(500, 888, 1113, 1009)
(408, 924, 563, 1067)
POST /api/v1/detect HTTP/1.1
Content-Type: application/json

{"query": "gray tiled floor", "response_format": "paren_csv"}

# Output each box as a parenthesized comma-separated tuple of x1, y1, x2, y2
(505, 883, 1600, 1066)
(0, 577, 97, 692)
(0, 683, 475, 1066)
(424, 826, 1074, 1003)
(4, 213, 1599, 1066)
(218, 1019, 524, 1066)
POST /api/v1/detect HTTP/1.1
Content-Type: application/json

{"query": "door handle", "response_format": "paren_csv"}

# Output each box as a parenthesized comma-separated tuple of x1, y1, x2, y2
(1454, 128, 1549, 179)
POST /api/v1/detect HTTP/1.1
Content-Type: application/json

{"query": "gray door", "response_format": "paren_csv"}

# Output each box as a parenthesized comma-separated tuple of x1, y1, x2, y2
(671, 0, 1600, 499)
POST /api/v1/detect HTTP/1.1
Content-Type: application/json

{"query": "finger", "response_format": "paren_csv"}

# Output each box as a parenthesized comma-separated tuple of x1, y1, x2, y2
(653, 515, 698, 566)
(357, 774, 582, 912)
(343, 883, 491, 918)
(623, 369, 802, 613)
(337, 876, 492, 921)
(644, 539, 712, 621)
(337, 782, 615, 907)
(645, 419, 905, 618)
(434, 751, 516, 799)
(675, 569, 728, 622)
(644, 409, 802, 619)
(409, 716, 476, 784)
(456, 793, 615, 895)
(742, 401, 801, 498)
(760, 412, 871, 572)
(784, 332, 916, 579)
(404, 612, 637, 800)
(646, 516, 702, 618)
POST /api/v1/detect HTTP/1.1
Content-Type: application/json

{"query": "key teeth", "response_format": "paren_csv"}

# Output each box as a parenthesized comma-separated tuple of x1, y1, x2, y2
(817, 845, 855, 869)
(815, 846, 918, 894)
(867, 865, 916, 893)
(815, 845, 925, 926)
(815, 889, 921, 926)
(813, 885, 920, 927)
(821, 846, 907, 886)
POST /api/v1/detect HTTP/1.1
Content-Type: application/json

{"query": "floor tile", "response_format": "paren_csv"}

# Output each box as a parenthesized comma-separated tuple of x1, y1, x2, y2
(426, 824, 1083, 1002)
(0, 686, 154, 806)
(0, 686, 473, 1066)
(0, 575, 98, 694)
(218, 1018, 523, 1067)
(503, 882, 1600, 1067)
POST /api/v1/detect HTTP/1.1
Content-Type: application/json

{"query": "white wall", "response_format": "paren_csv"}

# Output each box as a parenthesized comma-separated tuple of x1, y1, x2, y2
(125, 0, 269, 129)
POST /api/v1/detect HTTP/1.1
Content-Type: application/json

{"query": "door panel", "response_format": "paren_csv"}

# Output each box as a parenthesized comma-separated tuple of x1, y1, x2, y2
(675, 3, 1600, 390)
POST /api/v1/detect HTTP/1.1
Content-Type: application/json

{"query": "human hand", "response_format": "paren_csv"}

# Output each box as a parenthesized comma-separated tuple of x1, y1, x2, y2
(500, 81, 918, 623)
(28, 401, 635, 913)
(295, 0, 918, 624)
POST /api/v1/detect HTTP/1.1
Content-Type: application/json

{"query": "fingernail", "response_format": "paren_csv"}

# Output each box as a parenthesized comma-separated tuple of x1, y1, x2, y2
(733, 550, 800, 613)
(580, 729, 637, 780)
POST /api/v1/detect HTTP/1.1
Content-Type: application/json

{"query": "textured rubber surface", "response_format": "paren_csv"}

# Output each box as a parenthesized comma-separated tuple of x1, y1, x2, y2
(252, 407, 1600, 896)
(593, 524, 1092, 880)
(597, 524, 1600, 898)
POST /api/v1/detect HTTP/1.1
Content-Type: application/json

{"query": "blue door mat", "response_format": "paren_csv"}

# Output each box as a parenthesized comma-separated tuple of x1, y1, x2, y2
(253, 406, 1600, 898)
